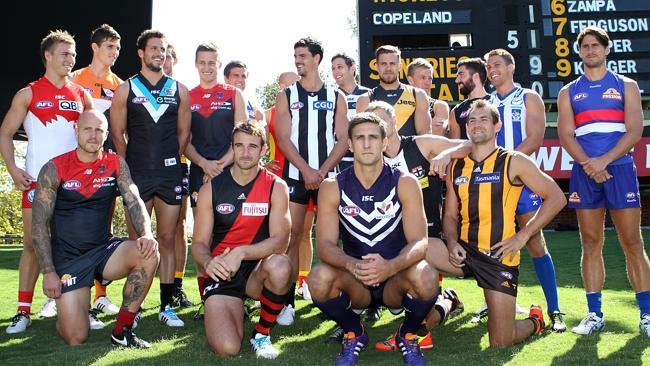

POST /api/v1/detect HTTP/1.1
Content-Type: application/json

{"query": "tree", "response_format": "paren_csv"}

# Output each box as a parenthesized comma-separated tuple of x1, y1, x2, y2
(255, 78, 280, 110)
(0, 142, 26, 236)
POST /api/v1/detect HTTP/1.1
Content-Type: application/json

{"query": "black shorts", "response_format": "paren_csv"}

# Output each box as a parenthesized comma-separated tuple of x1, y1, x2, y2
(132, 172, 182, 205)
(284, 178, 319, 205)
(189, 164, 208, 208)
(181, 163, 190, 197)
(203, 260, 259, 300)
(459, 241, 519, 297)
(55, 238, 124, 294)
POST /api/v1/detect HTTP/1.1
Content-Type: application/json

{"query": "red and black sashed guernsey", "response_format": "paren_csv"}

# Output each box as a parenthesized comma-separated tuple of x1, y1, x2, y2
(210, 167, 278, 257)
(50, 150, 120, 267)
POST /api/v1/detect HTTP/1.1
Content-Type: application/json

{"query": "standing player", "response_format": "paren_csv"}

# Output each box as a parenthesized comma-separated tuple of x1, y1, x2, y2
(309, 112, 437, 366)
(192, 121, 292, 359)
(274, 37, 349, 324)
(356, 45, 431, 136)
(331, 53, 370, 171)
(223, 60, 265, 122)
(184, 42, 247, 304)
(557, 26, 650, 337)
(427, 100, 566, 347)
(71, 23, 123, 317)
(110, 29, 191, 326)
(405, 58, 450, 136)
(161, 43, 193, 308)
(1, 30, 93, 334)
(448, 58, 489, 140)
(31, 110, 159, 348)
(485, 48, 565, 331)
(266, 71, 300, 177)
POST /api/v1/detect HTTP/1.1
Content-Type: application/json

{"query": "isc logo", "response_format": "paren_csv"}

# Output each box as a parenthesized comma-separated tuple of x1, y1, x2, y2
(313, 101, 334, 110)
(58, 100, 82, 112)
(362, 195, 374, 201)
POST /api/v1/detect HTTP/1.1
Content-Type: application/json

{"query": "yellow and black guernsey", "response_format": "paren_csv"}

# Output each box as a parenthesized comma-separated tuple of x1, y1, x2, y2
(369, 83, 417, 136)
(451, 147, 523, 266)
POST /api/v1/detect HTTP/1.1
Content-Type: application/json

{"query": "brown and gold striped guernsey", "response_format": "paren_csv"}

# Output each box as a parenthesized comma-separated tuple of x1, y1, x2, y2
(451, 147, 523, 266)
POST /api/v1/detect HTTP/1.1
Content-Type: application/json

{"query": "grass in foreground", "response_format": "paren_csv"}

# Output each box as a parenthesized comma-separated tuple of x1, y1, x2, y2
(0, 231, 648, 365)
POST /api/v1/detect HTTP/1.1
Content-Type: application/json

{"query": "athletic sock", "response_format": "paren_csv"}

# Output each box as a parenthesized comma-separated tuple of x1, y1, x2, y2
(287, 282, 296, 307)
(586, 292, 603, 318)
(173, 275, 183, 293)
(160, 283, 174, 311)
(18, 291, 33, 315)
(114, 309, 137, 335)
(313, 292, 362, 335)
(298, 271, 309, 288)
(94, 280, 107, 301)
(532, 254, 560, 313)
(635, 290, 650, 316)
(400, 293, 436, 336)
(197, 276, 205, 301)
(255, 287, 287, 336)
(528, 316, 544, 334)
(433, 298, 452, 326)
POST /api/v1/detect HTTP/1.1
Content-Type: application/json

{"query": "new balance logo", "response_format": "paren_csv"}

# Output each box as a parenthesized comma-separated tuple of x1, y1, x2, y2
(238, 193, 246, 200)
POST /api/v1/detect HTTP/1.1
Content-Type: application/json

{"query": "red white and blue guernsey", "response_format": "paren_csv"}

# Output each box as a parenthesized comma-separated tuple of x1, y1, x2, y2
(489, 86, 540, 215)
(337, 164, 405, 260)
(567, 71, 640, 209)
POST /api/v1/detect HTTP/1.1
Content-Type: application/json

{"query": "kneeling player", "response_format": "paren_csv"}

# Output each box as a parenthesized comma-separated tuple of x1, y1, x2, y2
(427, 100, 566, 347)
(309, 113, 438, 366)
(192, 120, 292, 359)
(31, 110, 159, 347)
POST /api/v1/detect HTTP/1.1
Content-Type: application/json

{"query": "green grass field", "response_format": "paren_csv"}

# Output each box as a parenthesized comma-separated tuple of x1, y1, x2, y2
(0, 231, 648, 365)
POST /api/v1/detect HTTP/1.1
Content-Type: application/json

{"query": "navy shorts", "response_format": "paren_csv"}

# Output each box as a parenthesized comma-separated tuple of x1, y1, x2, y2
(284, 178, 319, 205)
(180, 163, 190, 197)
(56, 238, 124, 294)
(568, 162, 640, 210)
(132, 172, 183, 205)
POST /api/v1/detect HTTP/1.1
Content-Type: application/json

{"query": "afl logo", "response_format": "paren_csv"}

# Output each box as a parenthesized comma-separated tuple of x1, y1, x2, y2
(341, 205, 360, 216)
(35, 101, 54, 109)
(63, 180, 82, 190)
(191, 104, 201, 111)
(454, 176, 469, 185)
(499, 271, 513, 280)
(573, 93, 588, 101)
(216, 203, 235, 214)
(27, 189, 35, 203)
(132, 97, 148, 104)
(290, 102, 304, 110)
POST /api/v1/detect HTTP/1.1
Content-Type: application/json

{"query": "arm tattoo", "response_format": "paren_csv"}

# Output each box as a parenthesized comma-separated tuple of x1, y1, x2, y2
(31, 161, 58, 274)
(116, 157, 152, 237)
(122, 267, 147, 309)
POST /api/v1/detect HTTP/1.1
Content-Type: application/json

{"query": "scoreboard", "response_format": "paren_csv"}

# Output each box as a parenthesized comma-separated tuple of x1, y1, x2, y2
(357, 0, 650, 102)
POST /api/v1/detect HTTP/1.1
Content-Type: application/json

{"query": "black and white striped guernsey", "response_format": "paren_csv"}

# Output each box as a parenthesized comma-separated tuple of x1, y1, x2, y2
(283, 81, 339, 181)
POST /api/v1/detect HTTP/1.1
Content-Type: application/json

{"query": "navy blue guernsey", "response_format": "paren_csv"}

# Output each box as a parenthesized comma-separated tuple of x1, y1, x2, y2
(50, 150, 120, 266)
(126, 73, 181, 174)
(337, 164, 405, 260)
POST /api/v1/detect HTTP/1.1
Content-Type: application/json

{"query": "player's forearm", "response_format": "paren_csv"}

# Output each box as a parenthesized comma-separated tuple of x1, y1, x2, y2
(184, 143, 207, 166)
(319, 140, 348, 174)
(388, 238, 428, 275)
(234, 236, 287, 262)
(515, 135, 543, 156)
(441, 140, 472, 160)
(177, 128, 190, 156)
(0, 135, 17, 170)
(277, 137, 311, 173)
(32, 205, 55, 274)
(558, 134, 590, 163)
(318, 240, 356, 271)
(600, 128, 642, 165)
(112, 134, 127, 158)
(218, 148, 234, 166)
(192, 241, 213, 272)
(443, 215, 459, 246)
(123, 191, 153, 238)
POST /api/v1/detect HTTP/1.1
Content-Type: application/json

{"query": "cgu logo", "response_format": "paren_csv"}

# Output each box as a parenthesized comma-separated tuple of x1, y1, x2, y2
(341, 205, 360, 216)
(63, 180, 82, 190)
(35, 100, 54, 109)
(313, 101, 334, 110)
(59, 100, 82, 112)
(216, 203, 235, 214)
(242, 202, 268, 216)
(290, 101, 304, 110)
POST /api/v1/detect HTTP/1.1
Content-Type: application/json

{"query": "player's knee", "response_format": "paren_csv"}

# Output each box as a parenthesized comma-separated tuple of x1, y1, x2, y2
(525, 233, 547, 257)
(307, 264, 335, 297)
(59, 327, 88, 345)
(425, 238, 445, 264)
(489, 338, 512, 348)
(408, 261, 438, 298)
(264, 255, 292, 284)
(211, 339, 241, 357)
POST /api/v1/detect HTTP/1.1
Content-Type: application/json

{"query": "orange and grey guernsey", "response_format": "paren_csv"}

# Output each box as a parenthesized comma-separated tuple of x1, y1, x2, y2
(451, 147, 523, 266)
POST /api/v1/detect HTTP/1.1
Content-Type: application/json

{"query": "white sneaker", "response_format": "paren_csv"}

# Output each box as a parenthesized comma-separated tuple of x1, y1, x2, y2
(133, 309, 142, 329)
(297, 282, 312, 301)
(250, 333, 280, 359)
(93, 296, 119, 315)
(89, 310, 105, 330)
(159, 305, 184, 327)
(276, 304, 295, 326)
(640, 314, 650, 338)
(470, 302, 488, 324)
(572, 312, 605, 335)
(38, 298, 57, 318)
(6, 311, 31, 334)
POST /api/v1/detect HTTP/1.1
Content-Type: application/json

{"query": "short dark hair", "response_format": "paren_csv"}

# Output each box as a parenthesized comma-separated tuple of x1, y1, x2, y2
(224, 60, 247, 78)
(577, 26, 610, 48)
(40, 30, 75, 66)
(136, 29, 165, 51)
(468, 99, 500, 125)
(90, 24, 120, 47)
(232, 119, 267, 146)
(375, 45, 401, 60)
(195, 42, 219, 62)
(406, 58, 432, 77)
(457, 57, 487, 85)
(348, 112, 387, 140)
(484, 48, 515, 66)
(294, 37, 324, 64)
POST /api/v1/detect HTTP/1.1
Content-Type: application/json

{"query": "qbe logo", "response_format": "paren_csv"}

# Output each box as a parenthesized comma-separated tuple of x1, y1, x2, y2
(58, 100, 83, 112)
